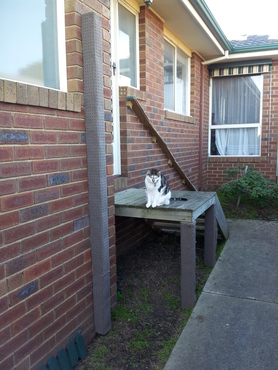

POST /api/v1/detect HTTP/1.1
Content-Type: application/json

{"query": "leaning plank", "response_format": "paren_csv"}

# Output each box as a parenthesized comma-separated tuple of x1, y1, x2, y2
(126, 96, 197, 191)
(215, 194, 229, 240)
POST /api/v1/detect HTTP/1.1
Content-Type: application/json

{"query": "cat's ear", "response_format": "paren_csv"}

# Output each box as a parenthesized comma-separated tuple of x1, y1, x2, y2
(157, 170, 161, 176)
(147, 170, 151, 175)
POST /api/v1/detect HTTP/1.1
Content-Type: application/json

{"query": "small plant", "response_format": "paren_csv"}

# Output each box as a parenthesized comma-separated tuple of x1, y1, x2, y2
(220, 167, 278, 207)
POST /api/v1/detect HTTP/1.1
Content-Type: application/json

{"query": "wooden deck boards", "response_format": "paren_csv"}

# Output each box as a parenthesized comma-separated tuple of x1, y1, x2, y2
(115, 188, 216, 223)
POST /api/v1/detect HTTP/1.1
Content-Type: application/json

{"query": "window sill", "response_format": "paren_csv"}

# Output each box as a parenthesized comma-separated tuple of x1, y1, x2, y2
(0, 79, 81, 112)
(164, 110, 195, 124)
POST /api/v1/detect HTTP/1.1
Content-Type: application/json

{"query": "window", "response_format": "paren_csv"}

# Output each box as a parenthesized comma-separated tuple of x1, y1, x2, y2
(0, 0, 67, 91)
(118, 3, 139, 88)
(164, 39, 190, 115)
(210, 75, 263, 156)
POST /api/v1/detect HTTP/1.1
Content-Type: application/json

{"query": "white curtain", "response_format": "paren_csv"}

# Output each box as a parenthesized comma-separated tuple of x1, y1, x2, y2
(212, 75, 262, 155)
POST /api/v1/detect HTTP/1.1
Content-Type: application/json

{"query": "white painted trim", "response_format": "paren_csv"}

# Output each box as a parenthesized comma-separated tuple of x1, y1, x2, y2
(57, 0, 67, 92)
(181, 0, 225, 56)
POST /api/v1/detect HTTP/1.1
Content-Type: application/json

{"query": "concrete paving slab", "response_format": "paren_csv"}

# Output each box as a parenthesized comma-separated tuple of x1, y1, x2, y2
(164, 293, 278, 370)
(164, 220, 278, 370)
(204, 238, 278, 302)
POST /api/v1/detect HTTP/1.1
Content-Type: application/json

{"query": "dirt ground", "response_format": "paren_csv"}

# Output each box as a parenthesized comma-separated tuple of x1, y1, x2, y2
(76, 230, 214, 370)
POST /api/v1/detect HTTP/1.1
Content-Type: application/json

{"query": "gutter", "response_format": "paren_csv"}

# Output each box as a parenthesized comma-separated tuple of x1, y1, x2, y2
(202, 50, 229, 65)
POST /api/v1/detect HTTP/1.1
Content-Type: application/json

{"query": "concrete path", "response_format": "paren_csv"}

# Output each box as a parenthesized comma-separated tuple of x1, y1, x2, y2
(164, 219, 278, 370)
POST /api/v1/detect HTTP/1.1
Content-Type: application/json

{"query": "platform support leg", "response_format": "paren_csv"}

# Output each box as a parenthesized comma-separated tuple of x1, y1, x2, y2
(204, 204, 217, 267)
(180, 221, 196, 309)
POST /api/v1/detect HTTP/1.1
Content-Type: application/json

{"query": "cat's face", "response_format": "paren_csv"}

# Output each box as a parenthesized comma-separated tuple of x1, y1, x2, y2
(146, 169, 161, 187)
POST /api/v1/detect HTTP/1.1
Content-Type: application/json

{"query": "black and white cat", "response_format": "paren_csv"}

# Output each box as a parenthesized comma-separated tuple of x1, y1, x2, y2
(145, 169, 171, 208)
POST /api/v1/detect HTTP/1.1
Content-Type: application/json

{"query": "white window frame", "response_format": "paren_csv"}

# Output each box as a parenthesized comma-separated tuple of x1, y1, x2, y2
(0, 0, 67, 92)
(164, 37, 191, 116)
(209, 75, 263, 157)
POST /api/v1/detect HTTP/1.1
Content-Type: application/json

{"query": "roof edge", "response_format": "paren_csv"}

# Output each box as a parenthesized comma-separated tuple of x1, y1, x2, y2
(189, 0, 232, 51)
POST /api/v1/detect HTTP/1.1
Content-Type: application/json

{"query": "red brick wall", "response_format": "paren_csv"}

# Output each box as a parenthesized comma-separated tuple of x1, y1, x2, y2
(207, 61, 278, 188)
(0, 1, 116, 369)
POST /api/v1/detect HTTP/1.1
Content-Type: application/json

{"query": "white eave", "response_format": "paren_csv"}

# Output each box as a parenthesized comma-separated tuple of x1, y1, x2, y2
(137, 0, 225, 60)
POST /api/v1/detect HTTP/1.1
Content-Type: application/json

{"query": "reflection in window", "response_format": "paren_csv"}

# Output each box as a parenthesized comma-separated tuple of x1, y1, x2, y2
(0, 0, 60, 89)
(118, 4, 137, 88)
(164, 40, 190, 115)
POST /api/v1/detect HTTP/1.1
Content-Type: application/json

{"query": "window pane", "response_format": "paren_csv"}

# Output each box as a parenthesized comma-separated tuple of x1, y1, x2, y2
(210, 127, 260, 156)
(211, 75, 262, 125)
(118, 4, 137, 88)
(176, 49, 188, 115)
(164, 40, 175, 111)
(0, 0, 59, 89)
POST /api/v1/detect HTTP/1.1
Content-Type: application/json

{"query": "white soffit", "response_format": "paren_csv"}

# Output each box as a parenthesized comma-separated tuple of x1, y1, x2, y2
(146, 0, 225, 60)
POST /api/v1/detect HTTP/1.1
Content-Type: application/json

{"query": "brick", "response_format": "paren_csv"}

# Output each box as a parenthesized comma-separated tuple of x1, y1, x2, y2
(26, 285, 53, 312)
(21, 231, 50, 254)
(0, 146, 13, 161)
(74, 239, 90, 256)
(0, 111, 13, 128)
(7, 271, 24, 293)
(4, 80, 16, 103)
(0, 264, 4, 280)
(31, 131, 57, 144)
(38, 87, 48, 107)
(41, 291, 65, 315)
(14, 331, 43, 364)
(0, 279, 7, 297)
(63, 207, 83, 223)
(30, 336, 56, 367)
(0, 179, 16, 196)
(40, 265, 63, 289)
(65, 276, 85, 298)
(73, 215, 89, 231)
(17, 83, 28, 105)
(0, 296, 9, 315)
(54, 295, 76, 319)
(0, 302, 26, 329)
(46, 145, 69, 158)
(64, 254, 84, 273)
(32, 160, 59, 174)
(73, 193, 89, 206)
(61, 183, 83, 197)
(14, 357, 30, 370)
(28, 311, 54, 338)
(0, 211, 19, 230)
(49, 173, 70, 186)
(15, 146, 44, 160)
(0, 242, 20, 264)
(49, 89, 58, 108)
(36, 213, 61, 232)
(71, 169, 88, 181)
(27, 85, 39, 106)
(20, 204, 49, 222)
(51, 247, 74, 268)
(58, 132, 80, 143)
(45, 116, 69, 130)
(0, 325, 11, 346)
(1, 192, 33, 212)
(44, 314, 67, 341)
(53, 272, 75, 294)
(50, 222, 73, 241)
(0, 355, 14, 370)
(70, 145, 87, 157)
(34, 187, 60, 204)
(14, 114, 43, 129)
(6, 251, 36, 276)
(37, 239, 63, 261)
(18, 175, 47, 192)
(23, 259, 51, 283)
(60, 157, 82, 170)
(63, 230, 83, 249)
(50, 197, 72, 214)
(0, 162, 32, 178)
(9, 280, 39, 306)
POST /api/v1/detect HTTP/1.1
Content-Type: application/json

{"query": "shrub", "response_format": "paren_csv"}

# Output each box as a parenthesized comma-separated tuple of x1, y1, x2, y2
(220, 167, 278, 207)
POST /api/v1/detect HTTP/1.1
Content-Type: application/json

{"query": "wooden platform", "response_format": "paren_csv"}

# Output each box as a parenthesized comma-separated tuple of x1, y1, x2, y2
(115, 188, 229, 308)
